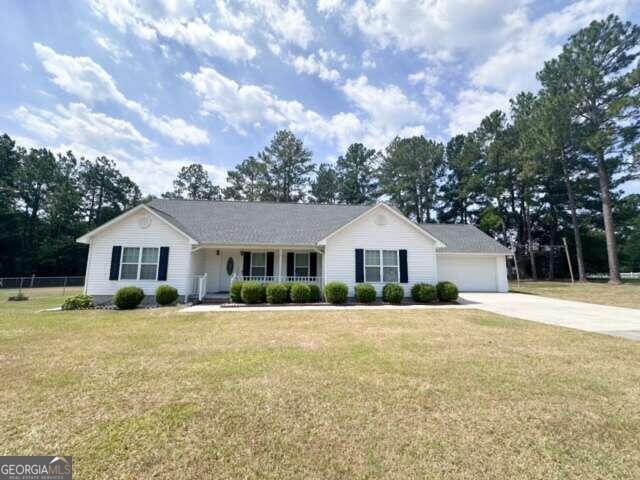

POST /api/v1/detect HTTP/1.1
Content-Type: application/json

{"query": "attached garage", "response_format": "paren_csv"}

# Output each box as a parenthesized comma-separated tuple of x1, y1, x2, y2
(437, 254, 506, 292)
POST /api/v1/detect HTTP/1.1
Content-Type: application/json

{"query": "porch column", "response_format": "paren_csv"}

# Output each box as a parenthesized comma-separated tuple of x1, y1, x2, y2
(278, 249, 283, 282)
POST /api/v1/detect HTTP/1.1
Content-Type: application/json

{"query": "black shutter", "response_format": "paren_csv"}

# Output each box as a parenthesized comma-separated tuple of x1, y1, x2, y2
(266, 252, 274, 276)
(158, 247, 169, 281)
(399, 249, 408, 283)
(309, 252, 317, 277)
(286, 252, 294, 277)
(355, 249, 364, 283)
(242, 252, 251, 276)
(109, 246, 121, 280)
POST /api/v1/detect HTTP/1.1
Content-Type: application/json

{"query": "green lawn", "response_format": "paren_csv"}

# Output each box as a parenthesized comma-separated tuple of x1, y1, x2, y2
(1, 291, 640, 479)
(511, 279, 640, 309)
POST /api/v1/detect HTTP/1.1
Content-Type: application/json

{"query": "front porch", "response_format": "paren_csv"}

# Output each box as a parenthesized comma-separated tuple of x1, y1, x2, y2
(190, 246, 323, 301)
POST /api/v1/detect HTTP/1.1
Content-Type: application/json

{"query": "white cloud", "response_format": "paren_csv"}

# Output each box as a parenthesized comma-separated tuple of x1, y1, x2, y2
(361, 50, 376, 69)
(89, 0, 256, 62)
(153, 18, 256, 61)
(94, 34, 133, 63)
(317, 0, 342, 14)
(447, 89, 511, 135)
(289, 50, 345, 83)
(183, 67, 426, 151)
(14, 103, 153, 153)
(34, 43, 208, 145)
(20, 62, 31, 72)
(342, 75, 428, 128)
(249, 0, 314, 49)
(408, 69, 439, 87)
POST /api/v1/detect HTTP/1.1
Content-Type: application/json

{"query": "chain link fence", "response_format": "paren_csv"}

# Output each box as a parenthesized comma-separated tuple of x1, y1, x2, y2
(0, 276, 85, 299)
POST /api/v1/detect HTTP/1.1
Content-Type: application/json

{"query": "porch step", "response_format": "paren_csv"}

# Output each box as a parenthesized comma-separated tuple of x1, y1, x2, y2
(200, 293, 229, 304)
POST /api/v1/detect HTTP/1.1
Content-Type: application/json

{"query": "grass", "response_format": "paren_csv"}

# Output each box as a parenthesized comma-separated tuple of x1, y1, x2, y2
(511, 279, 640, 309)
(1, 290, 640, 479)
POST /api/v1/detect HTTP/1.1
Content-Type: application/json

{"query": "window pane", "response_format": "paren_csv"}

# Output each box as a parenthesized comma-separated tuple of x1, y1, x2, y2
(120, 263, 138, 280)
(365, 266, 380, 282)
(295, 267, 308, 277)
(383, 250, 398, 266)
(383, 267, 398, 282)
(140, 264, 157, 280)
(122, 247, 140, 263)
(251, 266, 266, 277)
(365, 250, 380, 266)
(295, 253, 309, 268)
(252, 253, 266, 267)
(141, 248, 159, 263)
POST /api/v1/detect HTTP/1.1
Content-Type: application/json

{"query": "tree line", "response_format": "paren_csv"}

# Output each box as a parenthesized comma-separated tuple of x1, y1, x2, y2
(1, 15, 638, 280)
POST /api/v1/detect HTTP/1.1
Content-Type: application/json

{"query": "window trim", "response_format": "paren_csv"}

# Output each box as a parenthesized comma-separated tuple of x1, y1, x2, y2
(250, 251, 267, 277)
(293, 252, 310, 277)
(119, 246, 160, 281)
(363, 249, 400, 283)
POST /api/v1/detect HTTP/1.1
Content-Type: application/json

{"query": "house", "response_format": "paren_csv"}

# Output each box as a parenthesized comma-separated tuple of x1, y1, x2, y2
(77, 199, 512, 303)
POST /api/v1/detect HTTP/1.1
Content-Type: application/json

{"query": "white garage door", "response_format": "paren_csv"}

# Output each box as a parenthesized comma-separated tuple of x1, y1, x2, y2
(437, 255, 498, 292)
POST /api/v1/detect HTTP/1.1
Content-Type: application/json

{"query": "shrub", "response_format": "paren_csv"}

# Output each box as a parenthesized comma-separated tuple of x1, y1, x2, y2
(8, 293, 28, 301)
(383, 283, 404, 304)
(290, 283, 311, 303)
(113, 286, 144, 310)
(241, 281, 265, 304)
(266, 283, 289, 304)
(355, 283, 376, 303)
(437, 281, 459, 302)
(282, 282, 295, 302)
(308, 284, 322, 303)
(155, 285, 178, 306)
(61, 294, 94, 310)
(230, 281, 244, 303)
(411, 283, 437, 303)
(324, 281, 348, 304)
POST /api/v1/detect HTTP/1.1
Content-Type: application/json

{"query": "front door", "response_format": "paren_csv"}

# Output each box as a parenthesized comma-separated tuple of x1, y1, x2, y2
(219, 252, 239, 292)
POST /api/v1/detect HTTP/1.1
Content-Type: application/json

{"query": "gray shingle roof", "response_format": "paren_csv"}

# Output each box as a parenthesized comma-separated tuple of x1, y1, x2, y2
(147, 199, 371, 246)
(420, 224, 512, 254)
(147, 199, 510, 254)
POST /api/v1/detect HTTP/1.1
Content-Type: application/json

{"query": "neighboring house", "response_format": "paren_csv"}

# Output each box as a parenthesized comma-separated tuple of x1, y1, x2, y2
(77, 200, 512, 303)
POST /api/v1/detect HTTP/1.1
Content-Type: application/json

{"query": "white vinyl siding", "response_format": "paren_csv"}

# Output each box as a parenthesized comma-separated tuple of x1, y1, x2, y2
(84, 210, 193, 296)
(324, 206, 438, 295)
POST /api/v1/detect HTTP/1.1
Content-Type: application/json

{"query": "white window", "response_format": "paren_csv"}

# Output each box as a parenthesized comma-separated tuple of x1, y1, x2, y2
(364, 250, 381, 283)
(364, 249, 399, 283)
(251, 252, 266, 277)
(382, 250, 399, 282)
(294, 253, 310, 277)
(120, 247, 159, 280)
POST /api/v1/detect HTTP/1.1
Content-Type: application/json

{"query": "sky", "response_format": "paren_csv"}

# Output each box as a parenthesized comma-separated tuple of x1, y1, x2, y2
(1, 0, 638, 196)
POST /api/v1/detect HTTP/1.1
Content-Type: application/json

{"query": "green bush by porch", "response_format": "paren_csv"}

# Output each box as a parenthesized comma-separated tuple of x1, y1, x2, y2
(241, 282, 265, 304)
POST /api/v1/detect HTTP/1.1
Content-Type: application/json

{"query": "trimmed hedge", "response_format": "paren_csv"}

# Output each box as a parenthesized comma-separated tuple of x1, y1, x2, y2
(290, 283, 311, 303)
(241, 281, 265, 304)
(308, 284, 322, 303)
(230, 281, 244, 303)
(113, 286, 144, 310)
(355, 283, 376, 303)
(411, 283, 437, 303)
(325, 281, 348, 304)
(436, 281, 459, 302)
(62, 294, 94, 310)
(266, 283, 289, 304)
(383, 283, 404, 304)
(155, 285, 178, 306)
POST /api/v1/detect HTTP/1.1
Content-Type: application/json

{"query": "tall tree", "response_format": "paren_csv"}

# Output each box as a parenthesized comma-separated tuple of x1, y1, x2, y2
(164, 163, 222, 200)
(224, 155, 269, 201)
(262, 130, 314, 202)
(538, 15, 640, 283)
(310, 163, 338, 203)
(381, 136, 445, 222)
(335, 143, 379, 204)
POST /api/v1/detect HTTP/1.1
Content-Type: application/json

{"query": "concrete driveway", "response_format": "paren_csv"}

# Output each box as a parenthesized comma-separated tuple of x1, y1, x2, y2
(460, 292, 640, 341)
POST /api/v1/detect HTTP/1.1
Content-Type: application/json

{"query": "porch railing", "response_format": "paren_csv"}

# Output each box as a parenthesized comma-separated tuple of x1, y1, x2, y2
(233, 275, 321, 284)
(196, 273, 207, 301)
